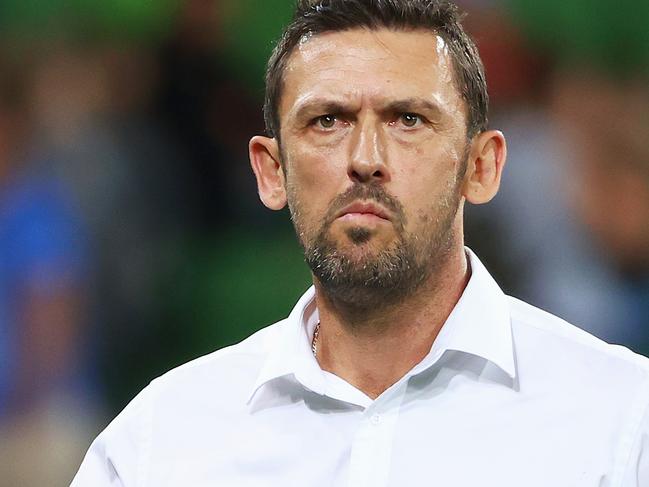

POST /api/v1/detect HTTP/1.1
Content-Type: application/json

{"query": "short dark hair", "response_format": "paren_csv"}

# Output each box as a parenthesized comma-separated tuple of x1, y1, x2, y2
(263, 0, 489, 141)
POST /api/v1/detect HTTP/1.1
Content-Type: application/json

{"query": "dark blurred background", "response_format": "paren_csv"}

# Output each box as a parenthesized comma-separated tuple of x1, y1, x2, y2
(0, 0, 647, 484)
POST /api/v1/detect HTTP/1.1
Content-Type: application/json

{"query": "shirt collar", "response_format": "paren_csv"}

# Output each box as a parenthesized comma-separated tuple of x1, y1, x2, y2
(414, 248, 516, 379)
(246, 247, 516, 405)
(246, 286, 324, 404)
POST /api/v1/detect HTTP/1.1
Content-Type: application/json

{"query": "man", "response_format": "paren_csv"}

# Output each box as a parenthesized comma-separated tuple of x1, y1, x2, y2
(72, 0, 649, 485)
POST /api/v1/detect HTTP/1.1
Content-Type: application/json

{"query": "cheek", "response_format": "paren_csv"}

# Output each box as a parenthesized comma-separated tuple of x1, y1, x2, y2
(395, 169, 460, 231)
(390, 135, 460, 175)
(285, 139, 346, 183)
(284, 146, 347, 223)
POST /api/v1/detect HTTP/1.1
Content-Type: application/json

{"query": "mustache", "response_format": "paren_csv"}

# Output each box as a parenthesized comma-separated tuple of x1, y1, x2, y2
(323, 183, 406, 229)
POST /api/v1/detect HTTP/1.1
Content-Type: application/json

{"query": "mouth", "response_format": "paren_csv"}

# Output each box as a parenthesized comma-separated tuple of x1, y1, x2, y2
(335, 201, 392, 223)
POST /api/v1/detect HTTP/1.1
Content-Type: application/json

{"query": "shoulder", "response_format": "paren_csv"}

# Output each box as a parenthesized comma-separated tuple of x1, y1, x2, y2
(150, 319, 286, 399)
(507, 297, 649, 483)
(72, 320, 288, 484)
(108, 319, 286, 432)
(508, 295, 649, 389)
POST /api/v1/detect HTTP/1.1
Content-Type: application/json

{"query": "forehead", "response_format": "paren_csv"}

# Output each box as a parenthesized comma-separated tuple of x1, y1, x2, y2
(279, 28, 465, 122)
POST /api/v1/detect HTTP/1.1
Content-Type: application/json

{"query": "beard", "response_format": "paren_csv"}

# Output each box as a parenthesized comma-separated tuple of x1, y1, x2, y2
(288, 178, 463, 315)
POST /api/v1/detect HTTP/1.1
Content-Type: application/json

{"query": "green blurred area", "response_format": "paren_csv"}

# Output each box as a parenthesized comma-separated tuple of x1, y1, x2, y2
(0, 0, 294, 90)
(3, 0, 648, 83)
(176, 227, 310, 353)
(0, 0, 178, 41)
(220, 0, 294, 91)
(508, 0, 649, 74)
(105, 225, 312, 410)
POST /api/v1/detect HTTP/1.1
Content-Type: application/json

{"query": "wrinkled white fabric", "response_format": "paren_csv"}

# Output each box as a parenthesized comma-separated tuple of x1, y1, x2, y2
(72, 249, 649, 487)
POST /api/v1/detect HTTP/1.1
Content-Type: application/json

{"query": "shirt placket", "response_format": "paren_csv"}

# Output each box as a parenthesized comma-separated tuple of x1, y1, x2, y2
(346, 382, 408, 487)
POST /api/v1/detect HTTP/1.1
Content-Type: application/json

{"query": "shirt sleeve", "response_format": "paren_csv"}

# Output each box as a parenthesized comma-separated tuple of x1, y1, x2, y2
(622, 393, 649, 486)
(71, 385, 153, 487)
(70, 437, 126, 487)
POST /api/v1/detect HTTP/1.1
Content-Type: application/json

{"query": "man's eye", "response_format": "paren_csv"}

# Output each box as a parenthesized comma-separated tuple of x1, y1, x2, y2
(400, 113, 421, 127)
(315, 115, 337, 129)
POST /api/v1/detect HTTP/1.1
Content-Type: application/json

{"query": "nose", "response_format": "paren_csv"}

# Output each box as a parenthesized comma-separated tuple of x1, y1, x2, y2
(348, 120, 390, 184)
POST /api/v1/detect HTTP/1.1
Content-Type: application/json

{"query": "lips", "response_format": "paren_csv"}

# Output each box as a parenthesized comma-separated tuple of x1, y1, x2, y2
(336, 201, 391, 221)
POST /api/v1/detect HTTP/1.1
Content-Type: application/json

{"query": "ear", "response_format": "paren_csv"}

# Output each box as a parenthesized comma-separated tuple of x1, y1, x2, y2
(249, 135, 287, 210)
(462, 130, 507, 204)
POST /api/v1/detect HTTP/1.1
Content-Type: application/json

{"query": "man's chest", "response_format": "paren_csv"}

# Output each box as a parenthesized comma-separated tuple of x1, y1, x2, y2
(145, 393, 616, 487)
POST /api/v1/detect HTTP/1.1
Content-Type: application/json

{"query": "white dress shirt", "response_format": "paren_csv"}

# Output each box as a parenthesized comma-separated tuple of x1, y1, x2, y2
(72, 249, 649, 486)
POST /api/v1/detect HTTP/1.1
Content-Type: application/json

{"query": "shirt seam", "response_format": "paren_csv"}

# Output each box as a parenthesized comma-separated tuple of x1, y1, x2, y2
(509, 306, 620, 357)
(614, 379, 649, 486)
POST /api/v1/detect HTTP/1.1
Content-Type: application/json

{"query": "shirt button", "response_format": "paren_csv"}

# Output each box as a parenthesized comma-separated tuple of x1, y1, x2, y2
(370, 414, 381, 425)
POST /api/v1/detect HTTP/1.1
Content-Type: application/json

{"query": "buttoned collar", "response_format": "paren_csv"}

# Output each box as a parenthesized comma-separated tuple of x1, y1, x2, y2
(247, 248, 516, 405)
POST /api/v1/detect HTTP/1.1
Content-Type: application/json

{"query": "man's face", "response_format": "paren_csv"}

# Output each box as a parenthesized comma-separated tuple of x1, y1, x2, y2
(278, 28, 470, 309)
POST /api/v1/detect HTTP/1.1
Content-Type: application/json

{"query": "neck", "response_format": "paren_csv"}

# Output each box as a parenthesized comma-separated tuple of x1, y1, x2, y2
(313, 244, 469, 399)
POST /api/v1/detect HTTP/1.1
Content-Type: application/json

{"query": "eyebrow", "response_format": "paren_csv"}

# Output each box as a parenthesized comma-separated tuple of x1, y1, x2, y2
(291, 96, 445, 123)
(292, 99, 351, 122)
(382, 98, 444, 120)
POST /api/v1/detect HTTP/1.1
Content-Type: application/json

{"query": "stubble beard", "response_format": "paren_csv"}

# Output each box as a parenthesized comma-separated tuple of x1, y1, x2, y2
(288, 179, 463, 317)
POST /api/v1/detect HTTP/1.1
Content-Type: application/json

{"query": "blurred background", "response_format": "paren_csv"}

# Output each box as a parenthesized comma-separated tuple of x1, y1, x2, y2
(0, 0, 647, 484)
